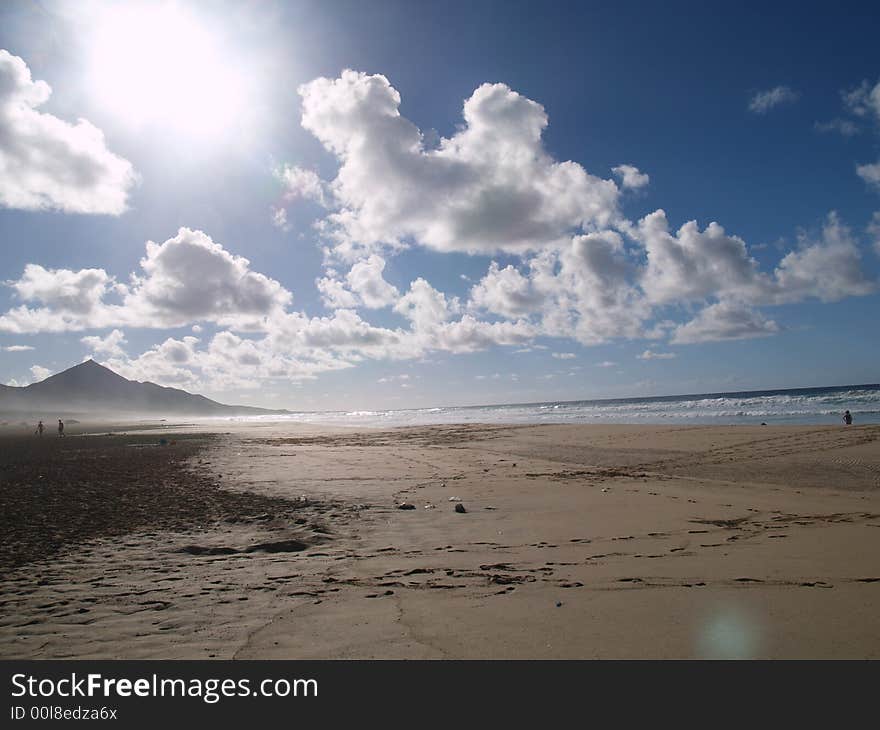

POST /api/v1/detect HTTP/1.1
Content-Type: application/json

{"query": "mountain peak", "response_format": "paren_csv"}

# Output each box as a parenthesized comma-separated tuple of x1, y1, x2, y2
(29, 358, 129, 390)
(1, 359, 284, 416)
(80, 359, 117, 372)
(74, 358, 106, 369)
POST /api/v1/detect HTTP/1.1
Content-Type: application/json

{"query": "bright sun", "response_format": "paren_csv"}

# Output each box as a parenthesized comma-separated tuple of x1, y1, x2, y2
(88, 3, 247, 139)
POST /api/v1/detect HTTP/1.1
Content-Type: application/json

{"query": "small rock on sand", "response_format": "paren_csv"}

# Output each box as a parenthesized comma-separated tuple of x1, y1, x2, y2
(455, 503, 467, 514)
(397, 503, 416, 510)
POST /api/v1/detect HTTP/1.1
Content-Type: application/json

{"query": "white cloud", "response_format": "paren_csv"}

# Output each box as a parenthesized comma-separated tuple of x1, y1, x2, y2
(100, 330, 357, 393)
(469, 262, 545, 318)
(4, 67, 880, 391)
(552, 352, 576, 359)
(317, 255, 400, 310)
(276, 164, 327, 206)
(595, 360, 616, 367)
(298, 70, 621, 259)
(637, 349, 676, 360)
(9, 263, 113, 314)
(271, 206, 290, 231)
(0, 263, 118, 333)
(284, 309, 405, 353)
(772, 213, 875, 303)
(29, 365, 51, 381)
(1, 344, 34, 351)
(638, 209, 767, 304)
(748, 86, 799, 114)
(394, 278, 459, 331)
(345, 255, 399, 308)
(612, 164, 649, 190)
(432, 315, 535, 353)
(843, 79, 880, 121)
(856, 161, 880, 190)
(316, 275, 359, 309)
(671, 302, 779, 344)
(0, 49, 136, 214)
(0, 228, 293, 333)
(124, 228, 294, 328)
(81, 328, 127, 357)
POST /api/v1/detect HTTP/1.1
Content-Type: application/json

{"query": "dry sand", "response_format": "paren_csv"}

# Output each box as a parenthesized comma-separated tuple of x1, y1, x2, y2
(1, 421, 878, 659)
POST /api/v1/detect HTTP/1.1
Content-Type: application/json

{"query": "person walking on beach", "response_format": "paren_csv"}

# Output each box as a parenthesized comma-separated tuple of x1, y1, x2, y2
(36, 420, 44, 436)
(843, 410, 853, 425)
(57, 419, 65, 437)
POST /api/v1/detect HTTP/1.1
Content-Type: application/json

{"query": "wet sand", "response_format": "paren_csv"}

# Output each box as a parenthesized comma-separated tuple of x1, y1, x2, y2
(1, 422, 879, 659)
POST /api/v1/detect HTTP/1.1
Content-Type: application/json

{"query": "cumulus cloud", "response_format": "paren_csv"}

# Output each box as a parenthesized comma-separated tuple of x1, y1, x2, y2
(772, 213, 875, 303)
(29, 365, 52, 381)
(9, 264, 113, 314)
(432, 315, 535, 353)
(123, 228, 294, 328)
(81, 328, 127, 357)
(748, 86, 799, 114)
(638, 210, 767, 304)
(276, 164, 328, 206)
(0, 223, 543, 392)
(316, 256, 400, 310)
(0, 49, 136, 214)
(345, 255, 399, 308)
(552, 352, 576, 359)
(0, 263, 119, 333)
(671, 302, 779, 344)
(469, 262, 545, 318)
(612, 164, 649, 190)
(283, 70, 877, 354)
(394, 278, 459, 331)
(316, 274, 359, 309)
(5, 68, 880, 391)
(298, 70, 620, 259)
(0, 228, 293, 333)
(99, 330, 357, 393)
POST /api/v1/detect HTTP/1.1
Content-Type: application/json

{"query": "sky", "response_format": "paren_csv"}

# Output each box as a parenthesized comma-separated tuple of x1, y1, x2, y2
(0, 0, 878, 411)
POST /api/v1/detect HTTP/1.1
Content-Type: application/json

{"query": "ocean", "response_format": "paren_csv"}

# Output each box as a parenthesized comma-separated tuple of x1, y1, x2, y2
(237, 383, 880, 428)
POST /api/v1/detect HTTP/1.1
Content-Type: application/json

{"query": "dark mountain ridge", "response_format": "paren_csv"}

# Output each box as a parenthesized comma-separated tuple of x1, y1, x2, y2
(0, 360, 286, 417)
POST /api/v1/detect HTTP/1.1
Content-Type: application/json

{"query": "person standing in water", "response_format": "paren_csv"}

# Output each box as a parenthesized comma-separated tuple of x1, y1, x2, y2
(843, 410, 853, 425)
(36, 420, 44, 436)
(57, 419, 65, 436)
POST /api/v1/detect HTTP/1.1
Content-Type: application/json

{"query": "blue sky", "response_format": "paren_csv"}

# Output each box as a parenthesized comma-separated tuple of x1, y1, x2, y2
(0, 0, 878, 410)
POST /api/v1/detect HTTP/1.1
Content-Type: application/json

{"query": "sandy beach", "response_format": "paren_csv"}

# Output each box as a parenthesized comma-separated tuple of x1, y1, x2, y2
(1, 421, 878, 659)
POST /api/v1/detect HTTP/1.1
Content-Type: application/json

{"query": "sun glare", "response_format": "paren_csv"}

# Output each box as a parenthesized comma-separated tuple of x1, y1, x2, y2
(88, 3, 247, 139)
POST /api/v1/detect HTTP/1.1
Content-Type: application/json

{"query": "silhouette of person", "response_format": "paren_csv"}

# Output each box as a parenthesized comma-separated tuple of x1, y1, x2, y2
(843, 410, 853, 425)
(37, 420, 44, 436)
(57, 419, 65, 437)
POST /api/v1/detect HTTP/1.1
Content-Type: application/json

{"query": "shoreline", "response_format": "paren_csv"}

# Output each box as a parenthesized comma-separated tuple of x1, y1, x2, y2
(1, 422, 878, 659)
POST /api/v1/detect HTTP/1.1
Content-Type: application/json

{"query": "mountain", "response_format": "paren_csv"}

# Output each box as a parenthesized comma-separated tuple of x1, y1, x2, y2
(0, 360, 287, 417)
